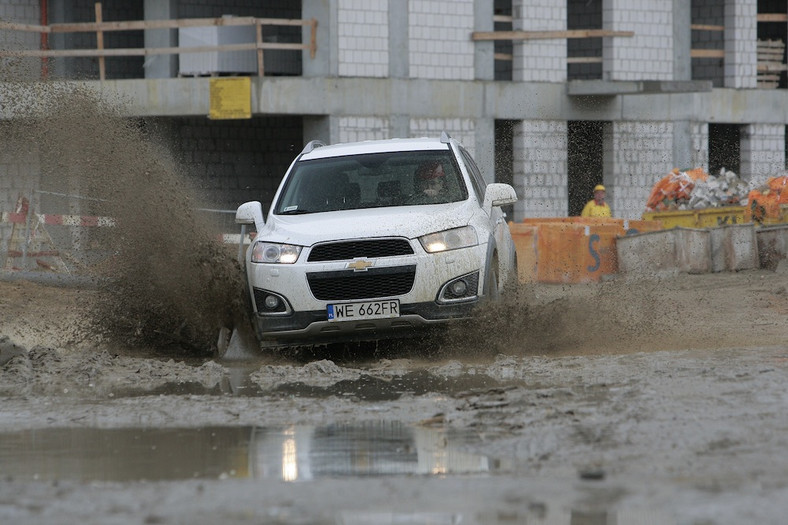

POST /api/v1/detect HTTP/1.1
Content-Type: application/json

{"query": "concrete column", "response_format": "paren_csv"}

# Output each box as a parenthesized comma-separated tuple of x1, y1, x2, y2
(603, 0, 673, 81)
(474, 0, 494, 81)
(604, 121, 674, 219)
(724, 0, 757, 89)
(389, 1, 409, 138)
(512, 0, 567, 83)
(144, 0, 177, 79)
(473, 118, 496, 185)
(512, 120, 568, 219)
(389, 0, 409, 79)
(673, 120, 692, 170)
(691, 122, 710, 171)
(673, 0, 691, 81)
(302, 0, 336, 77)
(677, 121, 710, 173)
(303, 115, 340, 146)
(740, 124, 785, 183)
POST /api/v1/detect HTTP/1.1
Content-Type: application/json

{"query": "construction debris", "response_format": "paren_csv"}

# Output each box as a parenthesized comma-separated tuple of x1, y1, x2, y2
(645, 167, 750, 212)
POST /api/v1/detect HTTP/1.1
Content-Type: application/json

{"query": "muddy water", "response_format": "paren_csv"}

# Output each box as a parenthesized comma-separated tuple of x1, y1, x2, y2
(3, 82, 248, 355)
(0, 423, 500, 482)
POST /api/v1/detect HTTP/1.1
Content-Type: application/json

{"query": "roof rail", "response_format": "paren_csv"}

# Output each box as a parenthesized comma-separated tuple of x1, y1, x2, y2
(440, 131, 452, 144)
(302, 140, 326, 154)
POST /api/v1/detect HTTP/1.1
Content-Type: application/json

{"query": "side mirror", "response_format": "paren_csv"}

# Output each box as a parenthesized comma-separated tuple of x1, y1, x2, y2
(235, 201, 265, 230)
(483, 183, 518, 210)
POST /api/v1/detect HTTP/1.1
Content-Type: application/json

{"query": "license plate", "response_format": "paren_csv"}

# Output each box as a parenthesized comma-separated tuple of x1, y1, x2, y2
(327, 299, 400, 322)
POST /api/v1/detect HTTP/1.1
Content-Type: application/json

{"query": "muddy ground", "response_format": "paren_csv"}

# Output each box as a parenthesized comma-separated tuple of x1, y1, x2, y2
(0, 268, 787, 525)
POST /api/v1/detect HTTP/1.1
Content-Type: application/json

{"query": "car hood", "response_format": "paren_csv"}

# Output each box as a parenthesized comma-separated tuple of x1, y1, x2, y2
(261, 202, 477, 246)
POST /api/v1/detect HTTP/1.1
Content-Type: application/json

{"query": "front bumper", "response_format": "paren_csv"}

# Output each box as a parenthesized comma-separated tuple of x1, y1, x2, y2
(252, 299, 477, 348)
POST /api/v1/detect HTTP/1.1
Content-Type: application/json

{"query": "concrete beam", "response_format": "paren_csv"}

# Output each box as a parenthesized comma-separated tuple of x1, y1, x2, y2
(3, 78, 788, 127)
(567, 80, 713, 96)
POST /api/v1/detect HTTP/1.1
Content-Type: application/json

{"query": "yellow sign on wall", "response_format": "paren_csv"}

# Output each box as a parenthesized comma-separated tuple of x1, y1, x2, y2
(209, 77, 251, 120)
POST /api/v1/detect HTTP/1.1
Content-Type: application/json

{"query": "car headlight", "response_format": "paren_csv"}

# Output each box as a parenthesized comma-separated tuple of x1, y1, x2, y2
(419, 226, 478, 253)
(251, 242, 302, 264)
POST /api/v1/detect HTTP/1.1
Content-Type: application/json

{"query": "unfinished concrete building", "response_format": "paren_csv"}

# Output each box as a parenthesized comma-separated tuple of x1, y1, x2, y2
(1, 0, 788, 224)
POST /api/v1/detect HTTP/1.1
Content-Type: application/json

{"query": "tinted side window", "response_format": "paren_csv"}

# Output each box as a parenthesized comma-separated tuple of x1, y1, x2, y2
(460, 147, 486, 203)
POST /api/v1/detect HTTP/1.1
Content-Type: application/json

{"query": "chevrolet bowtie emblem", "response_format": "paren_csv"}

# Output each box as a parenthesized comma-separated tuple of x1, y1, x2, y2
(347, 258, 374, 271)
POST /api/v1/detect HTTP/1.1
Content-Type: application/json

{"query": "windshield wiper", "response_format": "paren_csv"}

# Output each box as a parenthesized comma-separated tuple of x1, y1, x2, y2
(278, 209, 313, 215)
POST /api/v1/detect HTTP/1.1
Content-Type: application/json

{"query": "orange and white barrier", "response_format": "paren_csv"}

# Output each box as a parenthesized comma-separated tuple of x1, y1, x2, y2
(510, 217, 663, 283)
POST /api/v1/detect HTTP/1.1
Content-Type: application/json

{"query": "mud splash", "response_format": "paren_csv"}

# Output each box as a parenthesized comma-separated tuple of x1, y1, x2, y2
(3, 83, 248, 355)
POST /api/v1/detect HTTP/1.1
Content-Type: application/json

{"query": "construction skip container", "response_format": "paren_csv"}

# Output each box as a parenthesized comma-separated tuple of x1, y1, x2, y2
(642, 206, 747, 229)
(616, 227, 712, 277)
(709, 223, 759, 272)
(755, 224, 788, 270)
(509, 218, 662, 283)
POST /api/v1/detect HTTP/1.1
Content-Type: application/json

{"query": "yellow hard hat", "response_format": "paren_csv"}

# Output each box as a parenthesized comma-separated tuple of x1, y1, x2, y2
(593, 184, 606, 192)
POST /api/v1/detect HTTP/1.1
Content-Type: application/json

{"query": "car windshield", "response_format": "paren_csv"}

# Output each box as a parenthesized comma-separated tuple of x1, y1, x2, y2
(274, 150, 468, 214)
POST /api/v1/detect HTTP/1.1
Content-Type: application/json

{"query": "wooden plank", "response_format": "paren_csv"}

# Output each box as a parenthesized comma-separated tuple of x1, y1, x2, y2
(758, 64, 788, 72)
(0, 21, 50, 32)
(691, 24, 724, 32)
(691, 49, 726, 58)
(0, 42, 308, 58)
(567, 56, 603, 64)
(758, 13, 788, 23)
(95, 3, 105, 82)
(493, 52, 513, 61)
(493, 15, 513, 24)
(471, 29, 634, 41)
(47, 16, 310, 33)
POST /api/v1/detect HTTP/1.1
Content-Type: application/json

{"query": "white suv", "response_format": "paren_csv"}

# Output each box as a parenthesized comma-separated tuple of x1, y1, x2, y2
(235, 132, 518, 349)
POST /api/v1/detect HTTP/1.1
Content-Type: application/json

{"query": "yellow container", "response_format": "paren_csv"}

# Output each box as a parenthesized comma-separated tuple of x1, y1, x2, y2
(695, 206, 747, 227)
(642, 206, 747, 228)
(641, 209, 697, 228)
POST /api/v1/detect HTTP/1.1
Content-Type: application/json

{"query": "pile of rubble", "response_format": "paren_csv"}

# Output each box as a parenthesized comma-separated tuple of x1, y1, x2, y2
(645, 167, 750, 212)
(689, 169, 750, 209)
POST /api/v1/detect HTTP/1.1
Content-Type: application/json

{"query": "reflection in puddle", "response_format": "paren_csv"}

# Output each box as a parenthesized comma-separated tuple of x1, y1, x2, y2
(0, 421, 500, 482)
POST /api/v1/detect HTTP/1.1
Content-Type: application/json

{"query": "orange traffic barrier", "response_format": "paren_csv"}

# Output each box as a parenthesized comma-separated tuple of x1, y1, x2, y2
(509, 218, 663, 283)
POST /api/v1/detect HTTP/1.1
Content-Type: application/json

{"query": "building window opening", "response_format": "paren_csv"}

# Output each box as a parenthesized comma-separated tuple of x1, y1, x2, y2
(568, 120, 604, 216)
(708, 123, 741, 176)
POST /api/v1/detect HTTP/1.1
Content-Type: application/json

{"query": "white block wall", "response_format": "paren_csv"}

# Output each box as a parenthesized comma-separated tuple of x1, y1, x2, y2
(604, 121, 674, 219)
(724, 0, 757, 89)
(338, 116, 390, 143)
(513, 120, 568, 218)
(338, 0, 389, 78)
(410, 118, 476, 157)
(740, 124, 785, 184)
(603, 0, 673, 81)
(409, 0, 475, 80)
(512, 0, 567, 83)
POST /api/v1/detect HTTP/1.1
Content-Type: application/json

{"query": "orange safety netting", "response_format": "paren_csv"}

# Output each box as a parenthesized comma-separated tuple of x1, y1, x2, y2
(645, 167, 709, 212)
(746, 175, 788, 222)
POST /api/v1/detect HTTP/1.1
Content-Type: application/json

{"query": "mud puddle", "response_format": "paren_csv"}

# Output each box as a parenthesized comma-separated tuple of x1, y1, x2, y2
(0, 422, 504, 482)
(113, 363, 518, 400)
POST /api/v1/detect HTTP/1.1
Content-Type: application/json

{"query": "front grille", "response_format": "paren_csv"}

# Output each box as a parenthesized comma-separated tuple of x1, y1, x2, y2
(307, 265, 416, 301)
(308, 238, 414, 262)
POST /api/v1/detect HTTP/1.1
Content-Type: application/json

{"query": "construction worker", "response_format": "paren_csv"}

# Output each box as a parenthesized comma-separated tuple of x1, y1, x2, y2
(581, 184, 611, 217)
